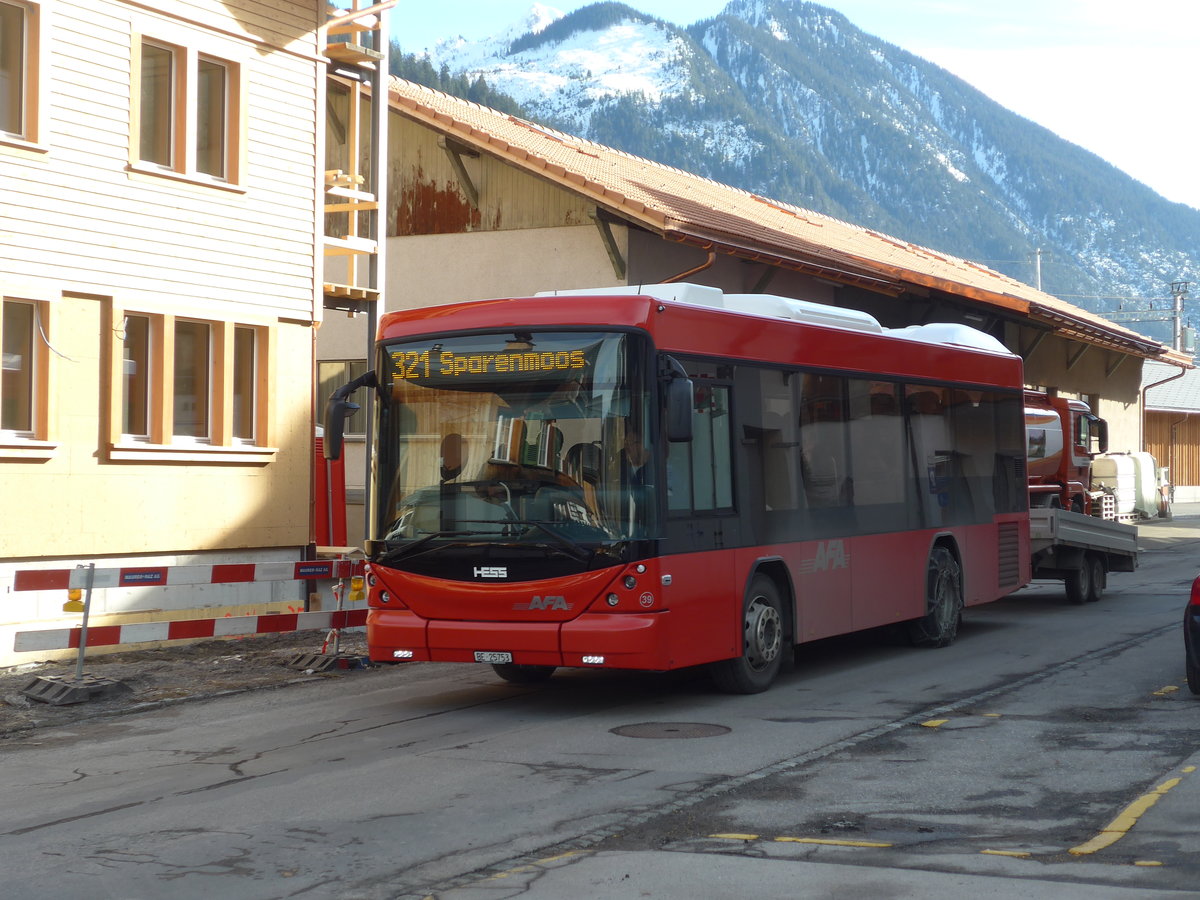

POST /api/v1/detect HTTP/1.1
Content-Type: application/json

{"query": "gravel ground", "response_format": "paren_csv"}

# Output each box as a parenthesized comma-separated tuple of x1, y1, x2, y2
(0, 630, 376, 739)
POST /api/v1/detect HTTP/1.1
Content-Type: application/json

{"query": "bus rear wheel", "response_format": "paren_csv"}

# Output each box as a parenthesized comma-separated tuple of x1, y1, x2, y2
(710, 576, 785, 694)
(492, 663, 556, 684)
(908, 547, 962, 648)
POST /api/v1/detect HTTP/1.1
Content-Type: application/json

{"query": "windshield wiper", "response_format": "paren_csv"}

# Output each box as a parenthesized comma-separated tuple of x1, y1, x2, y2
(375, 529, 496, 564)
(511, 520, 597, 564)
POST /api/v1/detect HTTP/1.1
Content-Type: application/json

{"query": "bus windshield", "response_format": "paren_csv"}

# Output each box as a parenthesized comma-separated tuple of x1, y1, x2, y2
(374, 330, 653, 568)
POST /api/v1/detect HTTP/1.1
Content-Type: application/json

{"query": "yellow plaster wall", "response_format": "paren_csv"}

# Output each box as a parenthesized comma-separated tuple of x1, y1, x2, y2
(0, 297, 314, 559)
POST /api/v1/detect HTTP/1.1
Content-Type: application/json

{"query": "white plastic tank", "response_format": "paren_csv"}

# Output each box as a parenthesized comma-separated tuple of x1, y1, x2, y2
(1128, 452, 1160, 518)
(1092, 454, 1136, 515)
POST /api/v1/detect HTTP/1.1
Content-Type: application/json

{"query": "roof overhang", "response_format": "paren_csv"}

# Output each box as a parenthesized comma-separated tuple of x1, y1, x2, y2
(386, 80, 1184, 368)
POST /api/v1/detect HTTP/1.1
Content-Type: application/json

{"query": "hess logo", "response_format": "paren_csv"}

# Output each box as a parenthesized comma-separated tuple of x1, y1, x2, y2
(513, 596, 572, 611)
(473, 566, 508, 578)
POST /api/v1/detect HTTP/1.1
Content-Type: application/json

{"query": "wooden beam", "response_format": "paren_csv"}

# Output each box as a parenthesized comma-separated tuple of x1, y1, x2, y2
(590, 208, 626, 280)
(750, 265, 777, 294)
(438, 137, 479, 209)
(1106, 352, 1127, 378)
(1020, 330, 1047, 360)
(1066, 342, 1090, 370)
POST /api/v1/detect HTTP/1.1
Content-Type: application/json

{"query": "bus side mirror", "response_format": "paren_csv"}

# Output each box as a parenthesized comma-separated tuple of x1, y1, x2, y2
(322, 370, 378, 460)
(323, 394, 360, 460)
(663, 357, 693, 443)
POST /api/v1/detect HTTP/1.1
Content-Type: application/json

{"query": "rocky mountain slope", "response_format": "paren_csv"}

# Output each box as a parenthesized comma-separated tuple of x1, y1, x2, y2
(397, 1, 1199, 342)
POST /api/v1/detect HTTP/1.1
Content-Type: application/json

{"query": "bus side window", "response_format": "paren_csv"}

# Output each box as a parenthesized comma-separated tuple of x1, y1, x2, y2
(667, 440, 692, 511)
(799, 374, 850, 508)
(847, 381, 904, 508)
(669, 382, 731, 513)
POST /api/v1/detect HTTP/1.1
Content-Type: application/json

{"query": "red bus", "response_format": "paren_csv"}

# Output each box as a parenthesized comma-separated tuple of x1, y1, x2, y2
(324, 283, 1030, 693)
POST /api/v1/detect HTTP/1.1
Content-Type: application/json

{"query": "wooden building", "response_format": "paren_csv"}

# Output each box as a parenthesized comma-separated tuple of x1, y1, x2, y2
(0, 0, 359, 666)
(1144, 360, 1200, 498)
(318, 79, 1188, 540)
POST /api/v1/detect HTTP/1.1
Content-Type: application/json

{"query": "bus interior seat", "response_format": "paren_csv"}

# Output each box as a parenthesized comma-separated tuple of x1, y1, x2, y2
(440, 432, 466, 482)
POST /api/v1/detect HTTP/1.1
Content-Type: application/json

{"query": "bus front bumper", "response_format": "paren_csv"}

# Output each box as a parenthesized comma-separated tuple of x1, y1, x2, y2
(366, 608, 673, 670)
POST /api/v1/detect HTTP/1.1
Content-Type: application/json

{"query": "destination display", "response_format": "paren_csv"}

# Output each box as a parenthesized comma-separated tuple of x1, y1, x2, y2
(390, 347, 588, 380)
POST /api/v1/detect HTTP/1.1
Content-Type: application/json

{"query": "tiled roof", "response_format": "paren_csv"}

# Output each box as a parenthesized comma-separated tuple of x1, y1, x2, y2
(387, 78, 1187, 366)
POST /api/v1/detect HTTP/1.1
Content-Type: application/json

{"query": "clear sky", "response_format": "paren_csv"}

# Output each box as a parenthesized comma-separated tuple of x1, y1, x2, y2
(387, 0, 1199, 211)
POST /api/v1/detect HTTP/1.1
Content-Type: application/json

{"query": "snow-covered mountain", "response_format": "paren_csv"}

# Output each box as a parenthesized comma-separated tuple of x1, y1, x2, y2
(397, 1, 1199, 339)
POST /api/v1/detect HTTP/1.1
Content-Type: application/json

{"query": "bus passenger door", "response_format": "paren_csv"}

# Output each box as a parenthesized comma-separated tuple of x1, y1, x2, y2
(793, 373, 854, 640)
(662, 378, 742, 664)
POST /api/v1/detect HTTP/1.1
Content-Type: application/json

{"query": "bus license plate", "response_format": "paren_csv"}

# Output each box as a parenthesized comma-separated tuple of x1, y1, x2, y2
(474, 651, 512, 664)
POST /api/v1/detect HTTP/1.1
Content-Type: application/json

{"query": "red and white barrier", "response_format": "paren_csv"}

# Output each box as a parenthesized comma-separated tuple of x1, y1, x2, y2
(13, 559, 364, 592)
(14, 608, 368, 653)
(10, 557, 368, 655)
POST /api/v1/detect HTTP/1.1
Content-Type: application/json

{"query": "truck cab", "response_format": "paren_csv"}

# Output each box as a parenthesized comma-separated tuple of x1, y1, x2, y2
(1025, 391, 1108, 514)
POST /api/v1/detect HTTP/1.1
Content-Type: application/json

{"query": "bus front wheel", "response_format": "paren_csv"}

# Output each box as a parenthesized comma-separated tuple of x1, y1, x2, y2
(710, 576, 785, 694)
(908, 547, 962, 648)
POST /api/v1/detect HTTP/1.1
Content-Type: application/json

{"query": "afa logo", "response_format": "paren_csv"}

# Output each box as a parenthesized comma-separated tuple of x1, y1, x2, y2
(513, 596, 573, 611)
(800, 540, 849, 574)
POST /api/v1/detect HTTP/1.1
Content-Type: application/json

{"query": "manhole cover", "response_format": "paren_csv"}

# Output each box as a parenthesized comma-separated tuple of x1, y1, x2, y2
(610, 722, 731, 739)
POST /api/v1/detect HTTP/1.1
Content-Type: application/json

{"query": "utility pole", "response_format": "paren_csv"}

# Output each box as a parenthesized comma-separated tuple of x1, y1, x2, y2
(1170, 281, 1190, 352)
(1033, 248, 1042, 291)
(1098, 282, 1191, 352)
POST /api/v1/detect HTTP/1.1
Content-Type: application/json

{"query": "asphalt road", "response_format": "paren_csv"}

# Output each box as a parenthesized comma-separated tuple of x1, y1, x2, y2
(2, 513, 1198, 899)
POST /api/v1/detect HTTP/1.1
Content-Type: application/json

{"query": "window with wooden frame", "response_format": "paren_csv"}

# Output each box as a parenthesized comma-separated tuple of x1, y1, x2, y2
(0, 0, 42, 146)
(131, 31, 242, 185)
(111, 307, 273, 461)
(0, 296, 53, 457)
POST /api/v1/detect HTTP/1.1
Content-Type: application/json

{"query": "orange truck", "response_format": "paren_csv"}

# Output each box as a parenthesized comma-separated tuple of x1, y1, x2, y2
(1024, 390, 1108, 514)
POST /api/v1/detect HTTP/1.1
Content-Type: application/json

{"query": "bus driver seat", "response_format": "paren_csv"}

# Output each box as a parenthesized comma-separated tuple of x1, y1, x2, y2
(440, 432, 466, 482)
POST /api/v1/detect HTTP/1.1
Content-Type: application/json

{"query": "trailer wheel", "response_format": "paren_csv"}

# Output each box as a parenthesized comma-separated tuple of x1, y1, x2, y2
(710, 576, 785, 694)
(492, 664, 556, 684)
(1065, 558, 1091, 605)
(1085, 554, 1105, 603)
(908, 547, 962, 648)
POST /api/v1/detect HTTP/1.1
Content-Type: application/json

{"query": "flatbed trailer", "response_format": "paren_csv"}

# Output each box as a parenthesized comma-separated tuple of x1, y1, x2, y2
(1028, 507, 1139, 604)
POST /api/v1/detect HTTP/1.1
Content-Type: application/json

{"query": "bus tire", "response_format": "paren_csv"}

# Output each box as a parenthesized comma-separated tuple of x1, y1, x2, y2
(908, 547, 962, 648)
(1065, 558, 1091, 605)
(493, 663, 556, 684)
(1085, 554, 1105, 603)
(710, 576, 785, 694)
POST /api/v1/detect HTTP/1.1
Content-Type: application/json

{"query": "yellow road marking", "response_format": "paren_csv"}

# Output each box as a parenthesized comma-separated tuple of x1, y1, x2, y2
(709, 833, 891, 848)
(1134, 860, 1164, 867)
(1152, 685, 1179, 696)
(921, 719, 949, 728)
(1069, 772, 1190, 855)
(980, 849, 1031, 858)
(485, 850, 588, 880)
(774, 836, 893, 848)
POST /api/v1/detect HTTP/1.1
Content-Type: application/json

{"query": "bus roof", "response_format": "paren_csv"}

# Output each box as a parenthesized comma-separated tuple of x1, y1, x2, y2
(535, 284, 1013, 357)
